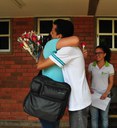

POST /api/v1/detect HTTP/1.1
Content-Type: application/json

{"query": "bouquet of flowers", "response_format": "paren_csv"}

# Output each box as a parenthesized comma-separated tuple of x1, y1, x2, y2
(17, 31, 43, 62)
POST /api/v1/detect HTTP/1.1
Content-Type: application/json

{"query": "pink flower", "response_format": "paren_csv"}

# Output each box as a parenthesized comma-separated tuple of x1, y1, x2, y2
(22, 32, 30, 39)
(81, 42, 87, 49)
(19, 43, 24, 48)
(25, 33, 30, 38)
(32, 35, 37, 42)
(37, 40, 41, 45)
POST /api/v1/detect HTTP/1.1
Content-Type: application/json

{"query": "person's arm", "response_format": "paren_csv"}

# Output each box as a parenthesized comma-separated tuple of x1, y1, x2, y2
(36, 35, 79, 70)
(56, 36, 88, 59)
(37, 46, 74, 71)
(36, 35, 80, 70)
(36, 51, 55, 70)
(56, 36, 80, 49)
(100, 75, 114, 100)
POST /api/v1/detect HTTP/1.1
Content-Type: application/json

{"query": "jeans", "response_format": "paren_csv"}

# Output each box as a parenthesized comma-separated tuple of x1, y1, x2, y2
(90, 102, 110, 128)
(40, 119, 60, 128)
(69, 106, 90, 128)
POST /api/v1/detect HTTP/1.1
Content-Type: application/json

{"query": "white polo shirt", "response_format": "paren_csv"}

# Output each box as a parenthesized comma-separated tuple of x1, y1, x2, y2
(88, 61, 115, 94)
(49, 47, 91, 111)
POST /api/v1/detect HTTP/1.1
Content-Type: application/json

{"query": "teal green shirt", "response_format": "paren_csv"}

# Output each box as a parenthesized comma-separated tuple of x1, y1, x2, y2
(42, 39, 64, 82)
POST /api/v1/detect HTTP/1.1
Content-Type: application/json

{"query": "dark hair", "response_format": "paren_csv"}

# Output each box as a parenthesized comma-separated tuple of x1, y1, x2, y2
(96, 45, 111, 62)
(53, 19, 74, 37)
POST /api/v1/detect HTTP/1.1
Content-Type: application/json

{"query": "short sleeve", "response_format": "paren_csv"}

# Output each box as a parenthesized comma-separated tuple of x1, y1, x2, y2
(109, 64, 115, 76)
(49, 47, 78, 68)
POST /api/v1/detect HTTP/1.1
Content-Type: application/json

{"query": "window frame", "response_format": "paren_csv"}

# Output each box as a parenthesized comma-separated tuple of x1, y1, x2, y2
(97, 18, 117, 51)
(37, 18, 70, 36)
(0, 19, 11, 53)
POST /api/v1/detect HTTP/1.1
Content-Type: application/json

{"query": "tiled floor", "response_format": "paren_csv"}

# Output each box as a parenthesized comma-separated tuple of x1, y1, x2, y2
(0, 119, 117, 128)
(0, 127, 40, 128)
(0, 121, 69, 128)
(0, 125, 69, 128)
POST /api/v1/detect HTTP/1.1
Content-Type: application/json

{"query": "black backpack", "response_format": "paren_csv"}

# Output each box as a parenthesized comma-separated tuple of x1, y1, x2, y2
(23, 75, 71, 122)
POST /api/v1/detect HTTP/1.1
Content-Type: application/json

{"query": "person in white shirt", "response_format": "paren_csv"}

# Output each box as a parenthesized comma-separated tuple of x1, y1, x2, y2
(49, 46, 91, 128)
(37, 19, 91, 128)
(88, 45, 114, 128)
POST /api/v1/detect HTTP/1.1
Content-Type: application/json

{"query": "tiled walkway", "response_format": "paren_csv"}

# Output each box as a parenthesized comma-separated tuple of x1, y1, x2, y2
(0, 121, 69, 128)
(0, 119, 117, 128)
